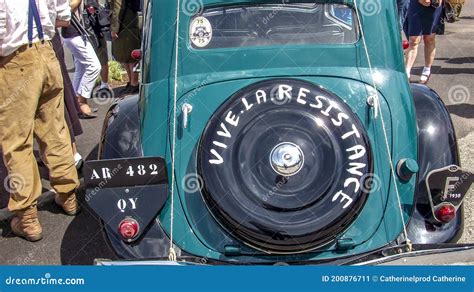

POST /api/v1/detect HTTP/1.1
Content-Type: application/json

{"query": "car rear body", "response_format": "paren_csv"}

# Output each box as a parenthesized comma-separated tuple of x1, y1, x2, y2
(84, 0, 473, 264)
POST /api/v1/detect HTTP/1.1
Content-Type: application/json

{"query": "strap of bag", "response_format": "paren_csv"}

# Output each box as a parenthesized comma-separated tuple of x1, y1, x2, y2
(71, 12, 100, 49)
(71, 13, 89, 38)
(27, 0, 44, 44)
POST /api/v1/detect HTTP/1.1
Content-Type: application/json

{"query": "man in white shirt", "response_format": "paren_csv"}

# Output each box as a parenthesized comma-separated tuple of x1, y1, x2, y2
(0, 0, 81, 242)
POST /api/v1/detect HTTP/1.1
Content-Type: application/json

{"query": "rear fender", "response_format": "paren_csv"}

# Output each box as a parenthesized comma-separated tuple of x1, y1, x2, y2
(86, 95, 172, 259)
(98, 95, 143, 159)
(407, 84, 463, 243)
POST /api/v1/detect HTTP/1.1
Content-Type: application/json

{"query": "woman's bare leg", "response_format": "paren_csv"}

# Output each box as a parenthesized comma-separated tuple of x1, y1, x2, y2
(77, 94, 94, 115)
(423, 34, 436, 68)
(419, 34, 436, 83)
(405, 36, 422, 78)
(123, 63, 131, 84)
(129, 63, 139, 87)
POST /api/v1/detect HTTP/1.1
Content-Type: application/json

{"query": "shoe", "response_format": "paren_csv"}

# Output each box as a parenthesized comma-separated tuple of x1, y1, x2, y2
(119, 83, 131, 95)
(127, 85, 139, 95)
(74, 153, 84, 171)
(55, 193, 81, 216)
(10, 206, 43, 242)
(78, 99, 98, 119)
(419, 73, 431, 84)
(78, 112, 98, 119)
(120, 84, 139, 96)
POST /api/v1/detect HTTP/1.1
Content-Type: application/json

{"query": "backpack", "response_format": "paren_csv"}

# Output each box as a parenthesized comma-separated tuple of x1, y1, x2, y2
(83, 0, 112, 46)
(444, 0, 465, 23)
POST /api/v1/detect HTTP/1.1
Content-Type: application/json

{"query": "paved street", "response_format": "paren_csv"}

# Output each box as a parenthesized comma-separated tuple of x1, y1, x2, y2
(0, 3, 473, 265)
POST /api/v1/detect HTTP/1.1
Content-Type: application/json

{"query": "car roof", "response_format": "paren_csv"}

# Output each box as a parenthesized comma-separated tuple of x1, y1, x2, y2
(145, 0, 403, 93)
(194, 0, 353, 6)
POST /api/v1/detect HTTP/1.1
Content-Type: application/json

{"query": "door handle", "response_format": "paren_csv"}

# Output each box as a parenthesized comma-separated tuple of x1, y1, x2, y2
(182, 103, 193, 129)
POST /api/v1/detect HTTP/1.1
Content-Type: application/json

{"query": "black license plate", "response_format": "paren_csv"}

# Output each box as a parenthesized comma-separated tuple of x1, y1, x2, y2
(83, 157, 168, 189)
(426, 165, 474, 208)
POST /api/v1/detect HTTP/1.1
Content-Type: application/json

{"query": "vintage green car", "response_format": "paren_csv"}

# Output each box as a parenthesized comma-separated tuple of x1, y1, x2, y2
(85, 0, 474, 265)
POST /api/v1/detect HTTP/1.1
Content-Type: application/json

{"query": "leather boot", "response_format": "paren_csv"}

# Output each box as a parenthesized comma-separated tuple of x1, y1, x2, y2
(55, 193, 81, 216)
(10, 205, 43, 242)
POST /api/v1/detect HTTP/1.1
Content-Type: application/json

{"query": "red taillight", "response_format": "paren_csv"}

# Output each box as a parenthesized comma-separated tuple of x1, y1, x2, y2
(435, 203, 456, 223)
(119, 218, 139, 241)
(402, 40, 409, 50)
(131, 49, 142, 60)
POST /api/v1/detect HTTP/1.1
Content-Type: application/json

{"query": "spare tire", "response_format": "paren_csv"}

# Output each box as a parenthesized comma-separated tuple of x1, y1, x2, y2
(199, 79, 373, 254)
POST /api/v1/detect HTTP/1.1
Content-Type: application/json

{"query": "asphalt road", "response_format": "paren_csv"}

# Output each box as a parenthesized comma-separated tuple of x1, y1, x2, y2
(0, 4, 473, 265)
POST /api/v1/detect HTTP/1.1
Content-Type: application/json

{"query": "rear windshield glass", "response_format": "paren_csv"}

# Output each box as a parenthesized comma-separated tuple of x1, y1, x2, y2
(189, 3, 359, 50)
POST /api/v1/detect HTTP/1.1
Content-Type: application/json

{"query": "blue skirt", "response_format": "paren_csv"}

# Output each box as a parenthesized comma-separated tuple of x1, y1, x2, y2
(404, 0, 444, 36)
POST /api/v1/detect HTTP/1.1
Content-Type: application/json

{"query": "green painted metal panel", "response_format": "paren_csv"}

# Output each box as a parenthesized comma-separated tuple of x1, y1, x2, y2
(139, 0, 417, 261)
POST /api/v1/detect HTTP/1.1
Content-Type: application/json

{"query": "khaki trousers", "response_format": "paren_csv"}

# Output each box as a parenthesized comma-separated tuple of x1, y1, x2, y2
(0, 42, 80, 212)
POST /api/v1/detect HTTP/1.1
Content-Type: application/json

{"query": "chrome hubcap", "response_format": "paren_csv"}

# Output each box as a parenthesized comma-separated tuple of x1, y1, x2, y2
(270, 142, 304, 176)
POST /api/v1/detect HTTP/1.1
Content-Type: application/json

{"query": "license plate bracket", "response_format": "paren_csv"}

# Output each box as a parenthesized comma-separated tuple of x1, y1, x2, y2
(84, 157, 168, 189)
(426, 165, 474, 217)
(83, 157, 168, 242)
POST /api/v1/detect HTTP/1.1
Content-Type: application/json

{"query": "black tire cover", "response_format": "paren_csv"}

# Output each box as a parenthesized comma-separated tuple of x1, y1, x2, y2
(198, 79, 373, 254)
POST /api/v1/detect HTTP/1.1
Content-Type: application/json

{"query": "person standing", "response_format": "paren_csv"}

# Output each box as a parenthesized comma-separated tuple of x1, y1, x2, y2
(85, 0, 113, 95)
(63, 0, 101, 118)
(52, 31, 85, 169)
(404, 0, 444, 83)
(0, 0, 81, 242)
(111, 0, 141, 95)
(397, 0, 411, 29)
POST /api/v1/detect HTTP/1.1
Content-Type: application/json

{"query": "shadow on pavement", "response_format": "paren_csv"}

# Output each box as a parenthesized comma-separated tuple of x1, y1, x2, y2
(60, 184, 118, 265)
(60, 143, 118, 265)
(436, 57, 474, 65)
(85, 145, 99, 162)
(447, 104, 474, 119)
(428, 65, 474, 75)
(0, 220, 15, 239)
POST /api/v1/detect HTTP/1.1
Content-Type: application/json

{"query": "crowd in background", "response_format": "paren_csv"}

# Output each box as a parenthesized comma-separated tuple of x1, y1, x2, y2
(398, 0, 464, 84)
(55, 0, 141, 169)
(0, 0, 141, 242)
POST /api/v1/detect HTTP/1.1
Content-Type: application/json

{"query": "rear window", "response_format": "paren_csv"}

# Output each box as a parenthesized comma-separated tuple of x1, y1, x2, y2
(189, 3, 359, 50)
